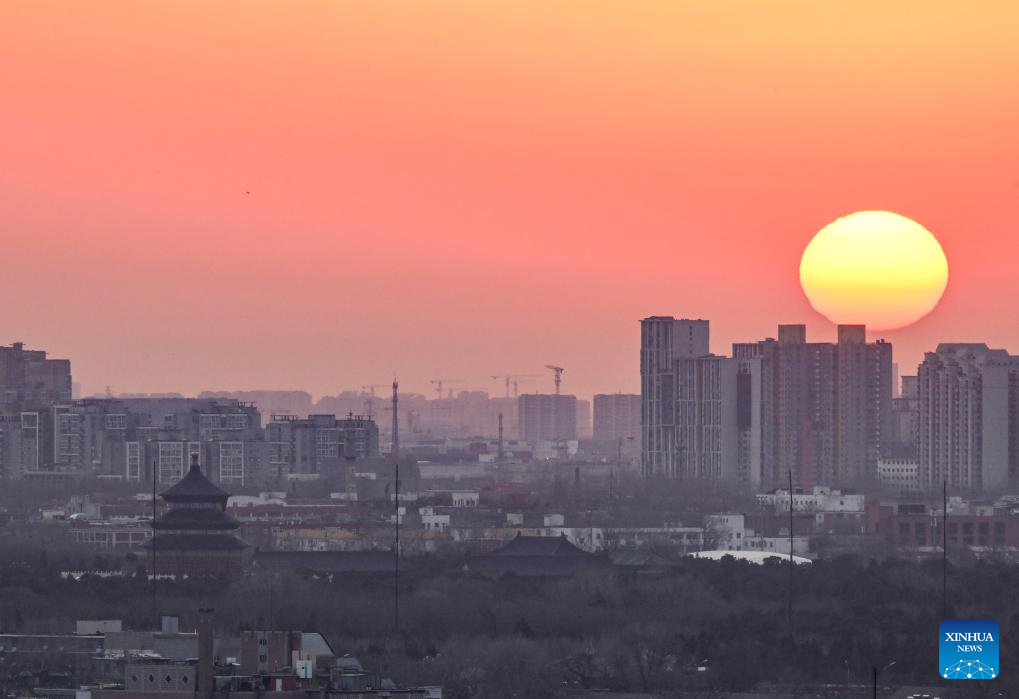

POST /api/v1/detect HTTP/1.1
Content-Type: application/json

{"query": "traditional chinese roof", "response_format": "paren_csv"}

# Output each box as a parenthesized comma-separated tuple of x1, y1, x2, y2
(465, 534, 613, 578)
(159, 462, 229, 504)
(152, 507, 240, 531)
(251, 550, 397, 574)
(144, 533, 248, 551)
(485, 534, 591, 557)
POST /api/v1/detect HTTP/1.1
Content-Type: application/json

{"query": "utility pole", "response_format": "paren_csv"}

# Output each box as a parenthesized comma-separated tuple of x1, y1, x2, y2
(394, 462, 400, 634)
(391, 380, 399, 459)
(151, 459, 157, 628)
(943, 479, 947, 619)
(873, 661, 895, 698)
(788, 468, 793, 636)
(497, 412, 504, 462)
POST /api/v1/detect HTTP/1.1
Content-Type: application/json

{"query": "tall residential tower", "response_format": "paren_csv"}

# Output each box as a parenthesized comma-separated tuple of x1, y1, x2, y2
(918, 343, 1019, 491)
(640, 318, 738, 480)
(737, 324, 892, 489)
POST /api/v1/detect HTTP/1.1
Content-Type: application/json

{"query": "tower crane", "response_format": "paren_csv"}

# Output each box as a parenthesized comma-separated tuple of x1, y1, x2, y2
(490, 374, 541, 398)
(512, 378, 536, 397)
(546, 365, 565, 395)
(360, 384, 387, 419)
(429, 378, 463, 400)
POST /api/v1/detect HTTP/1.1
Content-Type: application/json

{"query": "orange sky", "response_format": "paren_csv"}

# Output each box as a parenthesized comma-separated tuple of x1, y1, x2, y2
(2, 1, 1019, 399)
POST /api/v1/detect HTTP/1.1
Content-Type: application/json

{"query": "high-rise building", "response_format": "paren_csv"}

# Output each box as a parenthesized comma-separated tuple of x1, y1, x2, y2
(674, 354, 739, 480)
(737, 324, 892, 490)
(886, 375, 920, 459)
(0, 411, 44, 478)
(0, 342, 72, 406)
(593, 393, 641, 466)
(732, 344, 763, 487)
(640, 317, 738, 479)
(265, 413, 381, 479)
(593, 394, 641, 441)
(834, 325, 893, 486)
(518, 394, 577, 443)
(576, 399, 592, 439)
(640, 317, 709, 477)
(918, 344, 1019, 491)
(45, 398, 266, 484)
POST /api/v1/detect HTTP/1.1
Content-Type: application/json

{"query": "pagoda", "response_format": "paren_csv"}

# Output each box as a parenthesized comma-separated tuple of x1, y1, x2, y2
(145, 454, 248, 575)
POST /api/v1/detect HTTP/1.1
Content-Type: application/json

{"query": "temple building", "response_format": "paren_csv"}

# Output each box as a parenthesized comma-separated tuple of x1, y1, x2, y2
(464, 534, 612, 578)
(146, 455, 248, 575)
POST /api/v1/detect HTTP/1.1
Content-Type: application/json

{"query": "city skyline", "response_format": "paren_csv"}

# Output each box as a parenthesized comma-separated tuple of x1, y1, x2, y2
(3, 314, 1011, 403)
(6, 4, 1019, 696)
(4, 2, 1019, 398)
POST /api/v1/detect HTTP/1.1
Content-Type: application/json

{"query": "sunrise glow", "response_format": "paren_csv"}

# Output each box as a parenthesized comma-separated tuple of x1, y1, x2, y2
(799, 211, 949, 331)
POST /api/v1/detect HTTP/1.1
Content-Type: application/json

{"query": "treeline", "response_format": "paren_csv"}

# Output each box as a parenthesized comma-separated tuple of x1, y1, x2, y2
(0, 542, 1013, 698)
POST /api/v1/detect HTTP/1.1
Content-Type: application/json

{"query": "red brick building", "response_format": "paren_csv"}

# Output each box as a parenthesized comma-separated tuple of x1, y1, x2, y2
(867, 501, 1019, 549)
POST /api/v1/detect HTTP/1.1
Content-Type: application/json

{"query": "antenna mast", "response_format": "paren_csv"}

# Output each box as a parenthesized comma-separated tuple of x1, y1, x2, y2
(391, 380, 399, 459)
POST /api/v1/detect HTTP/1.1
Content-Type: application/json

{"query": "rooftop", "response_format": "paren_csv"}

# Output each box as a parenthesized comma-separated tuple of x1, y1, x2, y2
(483, 534, 591, 557)
(160, 460, 230, 503)
(152, 507, 240, 531)
(144, 533, 248, 551)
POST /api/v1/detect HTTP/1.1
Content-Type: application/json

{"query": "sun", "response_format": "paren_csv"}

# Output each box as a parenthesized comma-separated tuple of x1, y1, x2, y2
(799, 211, 948, 331)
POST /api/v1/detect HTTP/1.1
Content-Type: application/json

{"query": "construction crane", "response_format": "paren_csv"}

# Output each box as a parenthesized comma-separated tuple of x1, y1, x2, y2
(546, 365, 565, 395)
(429, 378, 463, 400)
(360, 384, 387, 419)
(490, 374, 541, 398)
(512, 378, 536, 396)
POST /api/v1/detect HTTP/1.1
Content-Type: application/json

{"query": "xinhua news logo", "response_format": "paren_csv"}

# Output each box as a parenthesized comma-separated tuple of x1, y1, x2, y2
(940, 619, 999, 679)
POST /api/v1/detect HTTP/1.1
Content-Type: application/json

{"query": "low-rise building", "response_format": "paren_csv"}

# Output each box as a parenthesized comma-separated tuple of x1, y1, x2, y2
(878, 458, 920, 493)
(756, 486, 864, 514)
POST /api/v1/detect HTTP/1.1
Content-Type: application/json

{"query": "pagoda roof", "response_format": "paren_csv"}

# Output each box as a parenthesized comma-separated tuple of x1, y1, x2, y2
(252, 550, 397, 574)
(464, 534, 612, 578)
(152, 507, 240, 531)
(145, 533, 248, 551)
(160, 463, 230, 503)
(485, 534, 592, 557)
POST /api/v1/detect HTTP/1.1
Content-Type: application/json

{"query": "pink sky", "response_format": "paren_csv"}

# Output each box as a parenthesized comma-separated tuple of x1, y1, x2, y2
(2, 1, 1019, 398)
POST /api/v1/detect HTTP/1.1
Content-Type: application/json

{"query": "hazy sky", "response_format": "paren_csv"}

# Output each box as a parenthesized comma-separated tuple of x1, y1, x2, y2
(3, 1, 1019, 399)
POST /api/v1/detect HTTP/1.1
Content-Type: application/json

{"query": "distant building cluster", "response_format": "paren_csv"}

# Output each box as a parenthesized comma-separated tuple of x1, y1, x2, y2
(639, 316, 1019, 495)
(641, 318, 893, 490)
(1, 608, 440, 699)
(0, 343, 383, 484)
(9, 314, 1019, 497)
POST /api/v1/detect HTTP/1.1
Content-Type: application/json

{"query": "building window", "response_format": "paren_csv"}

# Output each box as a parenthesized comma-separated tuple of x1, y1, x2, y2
(56, 411, 82, 458)
(159, 442, 185, 484)
(199, 414, 221, 430)
(316, 428, 340, 459)
(219, 442, 244, 484)
(105, 413, 127, 430)
(126, 442, 142, 481)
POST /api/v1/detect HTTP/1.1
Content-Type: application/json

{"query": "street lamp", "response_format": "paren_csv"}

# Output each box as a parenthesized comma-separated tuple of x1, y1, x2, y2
(872, 660, 896, 698)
